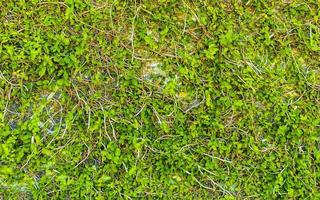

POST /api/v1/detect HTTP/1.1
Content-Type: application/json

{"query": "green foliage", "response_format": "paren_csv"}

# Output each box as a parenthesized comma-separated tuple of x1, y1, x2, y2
(1, 0, 320, 199)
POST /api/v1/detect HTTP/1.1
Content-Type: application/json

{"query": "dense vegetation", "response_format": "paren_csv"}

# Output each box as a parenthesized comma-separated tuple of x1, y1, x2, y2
(1, 0, 319, 199)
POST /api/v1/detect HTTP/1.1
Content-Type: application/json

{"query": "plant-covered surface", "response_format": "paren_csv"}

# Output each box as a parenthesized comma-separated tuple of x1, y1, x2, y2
(1, 0, 319, 199)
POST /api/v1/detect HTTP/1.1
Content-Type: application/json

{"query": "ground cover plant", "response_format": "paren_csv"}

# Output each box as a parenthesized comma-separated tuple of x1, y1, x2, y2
(1, 0, 320, 199)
